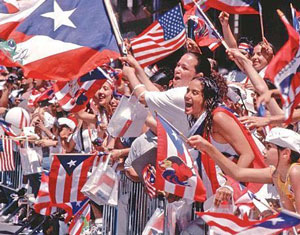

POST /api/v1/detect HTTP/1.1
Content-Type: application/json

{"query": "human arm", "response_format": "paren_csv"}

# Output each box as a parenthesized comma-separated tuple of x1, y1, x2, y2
(289, 165, 300, 213)
(187, 135, 273, 183)
(120, 55, 160, 92)
(227, 48, 283, 115)
(219, 11, 238, 48)
(75, 110, 97, 125)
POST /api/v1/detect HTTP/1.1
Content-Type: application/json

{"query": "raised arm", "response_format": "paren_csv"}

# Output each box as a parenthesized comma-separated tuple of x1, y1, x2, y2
(219, 12, 237, 49)
(187, 135, 273, 183)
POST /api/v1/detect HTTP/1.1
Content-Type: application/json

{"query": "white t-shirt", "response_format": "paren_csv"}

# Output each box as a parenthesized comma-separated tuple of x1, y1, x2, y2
(144, 87, 190, 136)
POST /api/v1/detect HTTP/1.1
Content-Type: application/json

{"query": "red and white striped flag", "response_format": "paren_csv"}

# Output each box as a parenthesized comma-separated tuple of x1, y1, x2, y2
(131, 5, 186, 68)
(49, 154, 96, 204)
(0, 137, 15, 171)
(155, 114, 206, 202)
(68, 202, 90, 235)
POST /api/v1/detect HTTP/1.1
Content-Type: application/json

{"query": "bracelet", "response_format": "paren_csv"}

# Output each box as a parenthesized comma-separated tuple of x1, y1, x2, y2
(133, 84, 145, 92)
(137, 91, 146, 101)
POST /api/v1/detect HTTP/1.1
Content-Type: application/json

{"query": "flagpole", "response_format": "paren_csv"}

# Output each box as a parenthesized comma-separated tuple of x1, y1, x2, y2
(258, 1, 265, 40)
(191, 0, 229, 50)
(103, 0, 128, 56)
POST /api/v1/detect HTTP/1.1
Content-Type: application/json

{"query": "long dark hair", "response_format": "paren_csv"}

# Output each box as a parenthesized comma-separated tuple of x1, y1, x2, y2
(192, 74, 228, 134)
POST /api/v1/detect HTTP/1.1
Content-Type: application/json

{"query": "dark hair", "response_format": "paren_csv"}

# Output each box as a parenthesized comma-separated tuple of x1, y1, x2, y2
(192, 75, 227, 134)
(186, 52, 211, 77)
(150, 67, 173, 86)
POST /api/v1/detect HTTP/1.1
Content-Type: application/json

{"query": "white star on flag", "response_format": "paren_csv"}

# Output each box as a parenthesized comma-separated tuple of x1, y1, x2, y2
(41, 0, 77, 31)
(171, 130, 178, 140)
(67, 160, 77, 168)
(270, 217, 285, 225)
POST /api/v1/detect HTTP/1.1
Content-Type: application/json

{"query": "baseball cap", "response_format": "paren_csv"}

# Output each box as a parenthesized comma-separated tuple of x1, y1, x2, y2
(265, 127, 300, 154)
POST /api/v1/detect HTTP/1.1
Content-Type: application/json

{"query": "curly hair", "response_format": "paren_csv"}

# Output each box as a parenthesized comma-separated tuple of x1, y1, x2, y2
(192, 74, 228, 134)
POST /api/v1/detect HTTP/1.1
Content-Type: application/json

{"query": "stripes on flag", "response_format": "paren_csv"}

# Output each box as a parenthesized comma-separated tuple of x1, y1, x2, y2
(265, 11, 300, 123)
(291, 4, 300, 34)
(0, 137, 15, 171)
(49, 154, 96, 204)
(155, 114, 206, 202)
(68, 202, 90, 235)
(205, 0, 259, 15)
(131, 5, 186, 68)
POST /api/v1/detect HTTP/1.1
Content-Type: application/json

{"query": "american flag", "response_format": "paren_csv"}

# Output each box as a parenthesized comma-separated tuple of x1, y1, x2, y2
(131, 5, 186, 68)
(142, 164, 157, 198)
(0, 137, 15, 171)
(54, 66, 113, 113)
(68, 202, 90, 235)
(155, 114, 206, 202)
(196, 210, 300, 235)
(49, 154, 96, 204)
(206, 0, 259, 15)
(265, 10, 300, 123)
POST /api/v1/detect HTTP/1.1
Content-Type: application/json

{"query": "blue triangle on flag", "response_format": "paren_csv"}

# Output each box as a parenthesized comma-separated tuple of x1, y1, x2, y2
(71, 198, 89, 215)
(56, 154, 93, 176)
(79, 67, 108, 82)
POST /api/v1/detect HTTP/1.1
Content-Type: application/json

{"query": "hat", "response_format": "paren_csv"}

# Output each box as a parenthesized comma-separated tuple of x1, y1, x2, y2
(265, 127, 300, 154)
(58, 117, 77, 131)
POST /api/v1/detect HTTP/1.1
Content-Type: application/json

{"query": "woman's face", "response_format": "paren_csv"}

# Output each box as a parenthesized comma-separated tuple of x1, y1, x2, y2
(251, 45, 268, 72)
(263, 142, 279, 166)
(95, 82, 113, 107)
(110, 97, 120, 113)
(184, 79, 205, 118)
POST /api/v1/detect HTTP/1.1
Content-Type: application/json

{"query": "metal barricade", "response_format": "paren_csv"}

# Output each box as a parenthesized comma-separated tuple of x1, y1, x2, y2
(102, 173, 165, 235)
(0, 151, 23, 192)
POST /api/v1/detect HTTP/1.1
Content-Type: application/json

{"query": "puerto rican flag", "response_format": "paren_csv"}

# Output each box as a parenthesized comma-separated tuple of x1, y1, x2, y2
(181, 0, 210, 11)
(265, 11, 300, 123)
(0, 0, 19, 14)
(206, 0, 259, 15)
(53, 66, 112, 113)
(0, 0, 119, 81)
(155, 114, 206, 202)
(197, 210, 300, 235)
(34, 172, 89, 222)
(291, 4, 300, 34)
(68, 202, 90, 235)
(49, 154, 96, 203)
(0, 119, 16, 137)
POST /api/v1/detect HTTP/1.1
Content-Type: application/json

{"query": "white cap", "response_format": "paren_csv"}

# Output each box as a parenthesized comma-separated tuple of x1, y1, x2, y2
(265, 127, 300, 153)
(58, 117, 77, 131)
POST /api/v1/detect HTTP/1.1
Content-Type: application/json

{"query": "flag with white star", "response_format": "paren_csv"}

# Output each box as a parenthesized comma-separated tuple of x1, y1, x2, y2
(49, 153, 96, 203)
(155, 114, 206, 202)
(197, 209, 300, 235)
(0, 0, 119, 81)
(265, 11, 300, 124)
(131, 4, 186, 68)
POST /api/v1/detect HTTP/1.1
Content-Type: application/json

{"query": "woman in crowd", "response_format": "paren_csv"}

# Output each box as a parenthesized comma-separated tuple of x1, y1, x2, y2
(188, 127, 300, 214)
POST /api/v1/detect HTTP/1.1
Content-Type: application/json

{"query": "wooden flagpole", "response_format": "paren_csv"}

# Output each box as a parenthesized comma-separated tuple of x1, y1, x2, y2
(103, 0, 128, 56)
(258, 1, 265, 40)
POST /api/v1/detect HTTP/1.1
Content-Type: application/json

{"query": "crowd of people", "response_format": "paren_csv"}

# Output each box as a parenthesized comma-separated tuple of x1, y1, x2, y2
(0, 7, 300, 235)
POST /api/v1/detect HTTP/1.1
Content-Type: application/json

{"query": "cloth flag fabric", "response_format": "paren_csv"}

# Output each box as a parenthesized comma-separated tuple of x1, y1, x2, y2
(0, 0, 119, 81)
(155, 114, 206, 202)
(0, 137, 15, 171)
(291, 4, 300, 34)
(0, 119, 16, 137)
(265, 11, 300, 123)
(205, 0, 259, 15)
(0, 0, 19, 13)
(181, 0, 210, 11)
(34, 172, 89, 222)
(68, 202, 90, 235)
(131, 5, 186, 68)
(49, 153, 95, 203)
(142, 208, 164, 235)
(142, 164, 157, 198)
(196, 210, 300, 235)
(53, 66, 112, 113)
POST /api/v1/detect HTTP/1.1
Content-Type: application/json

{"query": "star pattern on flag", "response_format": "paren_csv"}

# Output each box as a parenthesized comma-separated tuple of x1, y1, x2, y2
(270, 218, 285, 226)
(158, 5, 185, 40)
(41, 0, 77, 31)
(67, 160, 77, 168)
